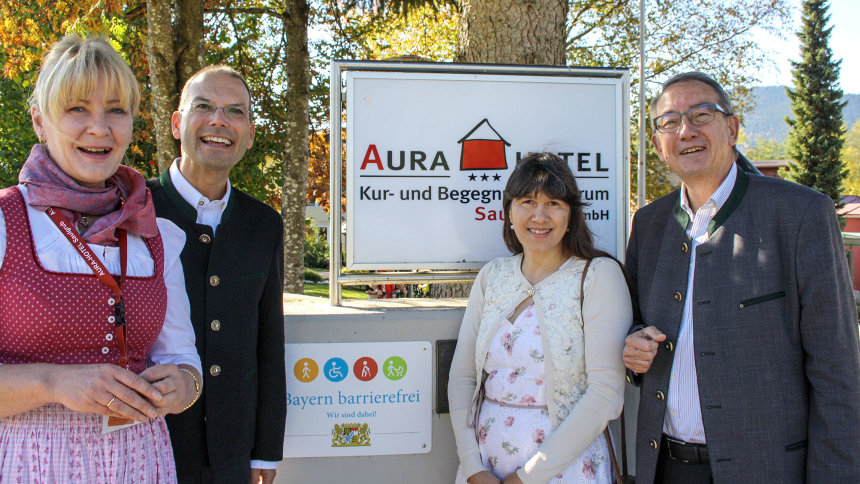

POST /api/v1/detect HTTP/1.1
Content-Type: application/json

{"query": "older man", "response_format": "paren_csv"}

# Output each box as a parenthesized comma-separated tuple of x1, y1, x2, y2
(147, 65, 286, 484)
(623, 71, 860, 483)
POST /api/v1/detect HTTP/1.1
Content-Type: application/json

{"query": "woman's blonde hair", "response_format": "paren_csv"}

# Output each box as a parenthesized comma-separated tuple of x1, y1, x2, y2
(29, 34, 140, 122)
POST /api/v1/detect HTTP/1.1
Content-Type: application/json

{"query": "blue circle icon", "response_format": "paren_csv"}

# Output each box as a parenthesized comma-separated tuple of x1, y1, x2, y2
(323, 357, 348, 382)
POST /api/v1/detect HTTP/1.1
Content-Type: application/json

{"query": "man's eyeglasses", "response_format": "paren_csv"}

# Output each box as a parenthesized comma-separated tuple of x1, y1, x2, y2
(652, 103, 729, 133)
(186, 102, 248, 120)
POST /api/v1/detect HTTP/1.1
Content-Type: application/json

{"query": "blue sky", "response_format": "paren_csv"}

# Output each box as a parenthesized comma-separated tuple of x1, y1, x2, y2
(753, 0, 860, 93)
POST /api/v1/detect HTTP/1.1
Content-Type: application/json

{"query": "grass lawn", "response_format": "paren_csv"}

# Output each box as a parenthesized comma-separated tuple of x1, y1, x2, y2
(303, 284, 369, 299)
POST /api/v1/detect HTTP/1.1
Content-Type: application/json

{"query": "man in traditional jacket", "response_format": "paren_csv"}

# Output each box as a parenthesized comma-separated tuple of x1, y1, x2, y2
(147, 65, 286, 484)
(623, 71, 860, 483)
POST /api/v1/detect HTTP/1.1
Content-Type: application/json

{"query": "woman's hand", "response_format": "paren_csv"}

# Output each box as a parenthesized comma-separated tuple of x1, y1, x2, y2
(502, 472, 524, 484)
(467, 470, 502, 484)
(139, 364, 201, 415)
(49, 364, 163, 422)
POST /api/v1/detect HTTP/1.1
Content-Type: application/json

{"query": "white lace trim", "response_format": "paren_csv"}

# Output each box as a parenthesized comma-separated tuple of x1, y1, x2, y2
(473, 254, 608, 426)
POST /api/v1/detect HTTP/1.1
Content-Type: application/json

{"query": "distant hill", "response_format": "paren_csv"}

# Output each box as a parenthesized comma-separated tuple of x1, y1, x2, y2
(740, 86, 860, 149)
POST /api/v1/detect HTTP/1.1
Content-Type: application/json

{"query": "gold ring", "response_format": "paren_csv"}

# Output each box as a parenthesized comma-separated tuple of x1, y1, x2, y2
(106, 397, 116, 409)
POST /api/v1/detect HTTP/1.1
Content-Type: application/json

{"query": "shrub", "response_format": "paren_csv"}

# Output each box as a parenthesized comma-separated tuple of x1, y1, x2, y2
(304, 268, 323, 283)
(304, 218, 330, 269)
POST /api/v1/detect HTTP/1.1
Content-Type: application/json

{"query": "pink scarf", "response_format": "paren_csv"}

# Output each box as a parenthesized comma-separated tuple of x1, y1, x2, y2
(18, 144, 158, 246)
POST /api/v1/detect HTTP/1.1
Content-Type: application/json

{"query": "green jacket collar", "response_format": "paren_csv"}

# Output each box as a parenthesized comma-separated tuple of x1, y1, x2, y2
(673, 166, 750, 237)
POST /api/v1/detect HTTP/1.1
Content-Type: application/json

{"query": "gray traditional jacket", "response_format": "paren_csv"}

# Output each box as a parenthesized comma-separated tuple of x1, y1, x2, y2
(626, 166, 860, 483)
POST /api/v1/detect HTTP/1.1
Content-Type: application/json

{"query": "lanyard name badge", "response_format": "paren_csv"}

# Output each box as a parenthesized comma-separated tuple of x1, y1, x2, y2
(45, 208, 138, 431)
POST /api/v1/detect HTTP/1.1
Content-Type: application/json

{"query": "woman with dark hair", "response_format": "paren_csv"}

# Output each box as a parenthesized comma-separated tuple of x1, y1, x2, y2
(0, 34, 201, 482)
(449, 152, 632, 484)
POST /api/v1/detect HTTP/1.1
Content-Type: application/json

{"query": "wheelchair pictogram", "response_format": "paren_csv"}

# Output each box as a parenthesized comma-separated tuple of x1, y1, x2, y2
(324, 357, 348, 382)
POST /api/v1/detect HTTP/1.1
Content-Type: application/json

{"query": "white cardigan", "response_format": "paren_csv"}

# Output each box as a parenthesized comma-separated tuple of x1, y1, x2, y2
(448, 254, 632, 484)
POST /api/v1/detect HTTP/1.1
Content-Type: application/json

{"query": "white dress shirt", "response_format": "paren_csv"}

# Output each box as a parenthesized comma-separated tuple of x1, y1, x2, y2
(168, 161, 277, 471)
(0, 185, 201, 374)
(168, 161, 230, 234)
(662, 162, 738, 444)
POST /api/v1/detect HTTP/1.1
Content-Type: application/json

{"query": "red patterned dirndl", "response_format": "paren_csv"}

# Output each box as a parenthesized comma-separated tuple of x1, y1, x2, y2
(0, 187, 176, 483)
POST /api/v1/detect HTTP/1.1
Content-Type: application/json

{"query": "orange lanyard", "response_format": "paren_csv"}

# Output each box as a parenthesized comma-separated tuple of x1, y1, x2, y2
(45, 208, 129, 369)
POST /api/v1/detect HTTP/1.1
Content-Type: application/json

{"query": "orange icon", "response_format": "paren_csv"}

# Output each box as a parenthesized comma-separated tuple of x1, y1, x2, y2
(294, 358, 319, 382)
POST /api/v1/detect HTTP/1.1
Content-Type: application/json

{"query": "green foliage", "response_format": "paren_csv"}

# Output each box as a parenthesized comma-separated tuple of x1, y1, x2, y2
(303, 283, 368, 299)
(304, 218, 330, 268)
(349, 3, 457, 61)
(745, 136, 787, 162)
(0, 60, 37, 188)
(784, 0, 846, 205)
(304, 267, 324, 283)
(842, 120, 860, 195)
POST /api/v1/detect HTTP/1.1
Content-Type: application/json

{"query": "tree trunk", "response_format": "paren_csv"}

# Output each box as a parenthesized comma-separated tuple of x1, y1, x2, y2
(433, 0, 567, 299)
(456, 0, 567, 64)
(145, 0, 180, 174)
(175, 0, 205, 89)
(282, 0, 311, 294)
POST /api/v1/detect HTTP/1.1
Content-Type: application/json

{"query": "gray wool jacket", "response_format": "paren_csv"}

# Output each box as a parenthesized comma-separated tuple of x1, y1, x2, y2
(626, 166, 860, 483)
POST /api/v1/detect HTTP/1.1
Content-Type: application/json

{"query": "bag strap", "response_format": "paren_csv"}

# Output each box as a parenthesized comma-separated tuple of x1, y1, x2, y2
(621, 405, 629, 477)
(604, 427, 624, 484)
(578, 258, 592, 313)
(581, 258, 625, 484)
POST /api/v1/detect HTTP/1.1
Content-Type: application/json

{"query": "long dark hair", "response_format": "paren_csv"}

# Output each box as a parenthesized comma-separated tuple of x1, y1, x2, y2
(502, 152, 611, 261)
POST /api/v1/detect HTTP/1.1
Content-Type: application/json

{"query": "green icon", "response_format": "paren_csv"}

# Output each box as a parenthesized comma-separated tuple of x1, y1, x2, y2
(383, 356, 407, 380)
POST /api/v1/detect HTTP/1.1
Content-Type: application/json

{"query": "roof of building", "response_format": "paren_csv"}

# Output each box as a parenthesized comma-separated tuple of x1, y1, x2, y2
(839, 195, 860, 217)
(751, 159, 789, 169)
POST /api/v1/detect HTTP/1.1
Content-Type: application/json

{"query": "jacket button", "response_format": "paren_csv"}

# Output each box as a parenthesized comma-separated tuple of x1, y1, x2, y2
(665, 341, 674, 352)
(199, 234, 212, 244)
(210, 319, 221, 331)
(209, 365, 221, 376)
(656, 391, 665, 400)
(209, 275, 220, 287)
(681, 242, 689, 253)
(650, 439, 658, 450)
(673, 292, 683, 302)
(101, 347, 109, 354)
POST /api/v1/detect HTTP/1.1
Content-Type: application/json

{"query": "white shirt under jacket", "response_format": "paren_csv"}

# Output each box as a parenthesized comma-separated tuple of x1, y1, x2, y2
(168, 161, 230, 235)
(0, 184, 202, 374)
(448, 254, 632, 484)
(662, 162, 737, 444)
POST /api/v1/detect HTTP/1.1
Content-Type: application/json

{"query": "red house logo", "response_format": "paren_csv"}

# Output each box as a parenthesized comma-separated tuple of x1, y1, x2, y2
(458, 119, 510, 171)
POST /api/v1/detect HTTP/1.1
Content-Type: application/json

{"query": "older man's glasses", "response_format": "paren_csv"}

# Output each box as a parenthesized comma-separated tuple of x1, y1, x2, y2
(187, 102, 248, 120)
(652, 103, 729, 133)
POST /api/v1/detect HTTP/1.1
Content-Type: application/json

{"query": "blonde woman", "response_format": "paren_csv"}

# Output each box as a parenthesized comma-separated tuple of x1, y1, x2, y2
(0, 34, 201, 482)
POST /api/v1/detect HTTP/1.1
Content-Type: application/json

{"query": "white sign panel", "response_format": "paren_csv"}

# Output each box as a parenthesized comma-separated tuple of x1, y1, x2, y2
(345, 69, 627, 270)
(283, 341, 432, 457)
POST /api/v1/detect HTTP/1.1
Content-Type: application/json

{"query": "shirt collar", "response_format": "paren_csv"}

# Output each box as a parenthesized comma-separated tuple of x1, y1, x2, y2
(680, 161, 737, 216)
(168, 159, 232, 208)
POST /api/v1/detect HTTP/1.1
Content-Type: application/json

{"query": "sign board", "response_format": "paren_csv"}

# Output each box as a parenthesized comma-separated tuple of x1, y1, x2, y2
(283, 341, 432, 458)
(345, 68, 628, 270)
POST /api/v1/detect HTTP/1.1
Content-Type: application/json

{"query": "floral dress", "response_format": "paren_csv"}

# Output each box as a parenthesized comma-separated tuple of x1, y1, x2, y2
(457, 304, 612, 483)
